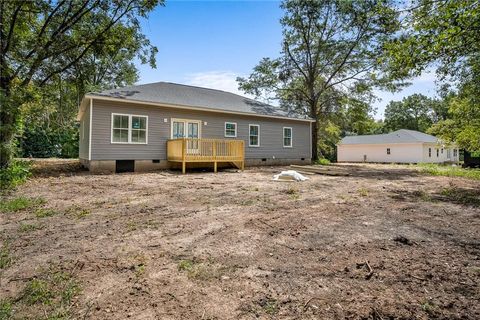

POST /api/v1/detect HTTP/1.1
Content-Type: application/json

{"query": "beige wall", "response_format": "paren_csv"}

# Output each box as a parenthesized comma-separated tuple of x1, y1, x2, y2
(337, 143, 459, 163)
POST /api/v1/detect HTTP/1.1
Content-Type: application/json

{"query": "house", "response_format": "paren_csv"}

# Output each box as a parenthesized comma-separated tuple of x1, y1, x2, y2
(77, 82, 313, 173)
(337, 129, 459, 164)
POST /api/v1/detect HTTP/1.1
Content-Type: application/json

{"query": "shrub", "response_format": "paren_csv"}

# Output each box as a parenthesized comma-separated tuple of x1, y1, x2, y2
(0, 160, 31, 191)
(315, 158, 331, 165)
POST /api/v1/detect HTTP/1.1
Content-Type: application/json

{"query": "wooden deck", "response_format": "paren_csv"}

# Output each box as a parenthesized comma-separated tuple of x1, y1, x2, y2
(167, 138, 245, 173)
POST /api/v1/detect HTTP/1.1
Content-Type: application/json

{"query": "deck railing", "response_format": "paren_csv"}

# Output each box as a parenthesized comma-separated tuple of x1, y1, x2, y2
(167, 138, 245, 173)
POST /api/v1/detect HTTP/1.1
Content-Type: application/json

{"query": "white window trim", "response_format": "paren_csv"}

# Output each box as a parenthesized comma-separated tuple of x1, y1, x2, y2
(249, 124, 260, 147)
(224, 122, 237, 138)
(170, 118, 202, 139)
(111, 113, 148, 144)
(283, 127, 292, 148)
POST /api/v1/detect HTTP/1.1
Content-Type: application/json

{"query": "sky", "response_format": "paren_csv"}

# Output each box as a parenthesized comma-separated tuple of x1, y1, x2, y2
(136, 0, 439, 120)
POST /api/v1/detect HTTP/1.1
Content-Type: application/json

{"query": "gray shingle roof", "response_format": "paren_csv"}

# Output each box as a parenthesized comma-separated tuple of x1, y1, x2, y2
(339, 129, 440, 145)
(89, 82, 310, 120)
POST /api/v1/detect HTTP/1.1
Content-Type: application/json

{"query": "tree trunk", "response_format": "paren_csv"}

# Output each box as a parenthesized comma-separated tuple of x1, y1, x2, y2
(0, 75, 16, 169)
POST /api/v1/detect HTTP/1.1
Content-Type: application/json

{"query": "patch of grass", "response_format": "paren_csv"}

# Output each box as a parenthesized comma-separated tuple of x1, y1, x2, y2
(315, 158, 331, 165)
(418, 164, 480, 180)
(134, 264, 146, 279)
(35, 208, 59, 218)
(177, 258, 230, 281)
(420, 300, 437, 316)
(412, 190, 432, 201)
(18, 223, 43, 233)
(19, 268, 80, 318)
(0, 243, 12, 269)
(66, 205, 90, 219)
(23, 279, 54, 305)
(0, 299, 12, 319)
(258, 298, 278, 315)
(439, 185, 480, 206)
(358, 188, 369, 197)
(0, 196, 45, 213)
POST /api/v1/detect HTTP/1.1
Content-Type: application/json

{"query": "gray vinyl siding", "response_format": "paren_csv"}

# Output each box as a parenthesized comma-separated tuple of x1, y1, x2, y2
(90, 99, 311, 161)
(78, 104, 90, 160)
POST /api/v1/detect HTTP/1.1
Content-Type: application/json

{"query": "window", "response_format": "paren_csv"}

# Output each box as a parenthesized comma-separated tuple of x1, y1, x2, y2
(386, 148, 391, 155)
(436, 148, 439, 157)
(441, 148, 444, 154)
(111, 114, 147, 144)
(454, 149, 458, 157)
(283, 127, 292, 147)
(225, 122, 237, 137)
(429, 148, 431, 157)
(249, 124, 260, 147)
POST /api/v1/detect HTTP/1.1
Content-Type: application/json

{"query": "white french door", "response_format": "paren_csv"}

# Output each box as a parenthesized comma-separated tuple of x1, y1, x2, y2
(171, 119, 201, 152)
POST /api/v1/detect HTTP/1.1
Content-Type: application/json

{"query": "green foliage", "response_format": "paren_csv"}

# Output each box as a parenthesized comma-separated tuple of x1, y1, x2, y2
(418, 164, 480, 181)
(315, 158, 331, 165)
(0, 0, 162, 169)
(238, 0, 403, 160)
(0, 160, 31, 191)
(0, 196, 45, 213)
(384, 1, 480, 151)
(384, 94, 444, 132)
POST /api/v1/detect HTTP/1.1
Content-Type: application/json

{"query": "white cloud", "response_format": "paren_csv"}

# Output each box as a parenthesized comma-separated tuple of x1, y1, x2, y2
(184, 71, 252, 97)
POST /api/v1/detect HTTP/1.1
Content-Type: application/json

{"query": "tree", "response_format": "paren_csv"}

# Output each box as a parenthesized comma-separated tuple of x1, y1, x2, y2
(428, 57, 480, 152)
(384, 0, 480, 150)
(383, 94, 442, 132)
(238, 0, 402, 160)
(0, 0, 162, 168)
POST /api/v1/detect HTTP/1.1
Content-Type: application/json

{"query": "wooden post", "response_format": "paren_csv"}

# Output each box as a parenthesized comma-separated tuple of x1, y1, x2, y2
(182, 139, 186, 174)
(213, 140, 217, 173)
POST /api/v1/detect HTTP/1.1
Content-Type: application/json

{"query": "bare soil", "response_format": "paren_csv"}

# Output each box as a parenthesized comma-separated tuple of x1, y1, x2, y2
(1, 160, 479, 319)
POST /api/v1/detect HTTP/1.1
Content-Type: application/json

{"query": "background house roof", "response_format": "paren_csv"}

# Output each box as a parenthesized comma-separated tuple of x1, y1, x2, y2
(89, 82, 309, 120)
(339, 129, 441, 145)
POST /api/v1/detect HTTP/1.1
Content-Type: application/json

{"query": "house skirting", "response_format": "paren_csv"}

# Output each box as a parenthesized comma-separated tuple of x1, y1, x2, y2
(80, 158, 311, 174)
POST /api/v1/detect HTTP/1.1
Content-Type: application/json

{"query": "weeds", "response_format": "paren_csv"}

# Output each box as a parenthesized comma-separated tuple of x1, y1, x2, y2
(0, 160, 31, 191)
(18, 223, 43, 233)
(0, 197, 45, 213)
(412, 190, 432, 201)
(66, 205, 90, 219)
(0, 300, 12, 319)
(177, 258, 230, 281)
(418, 164, 480, 180)
(262, 299, 278, 315)
(0, 243, 12, 269)
(35, 208, 59, 218)
(358, 188, 369, 197)
(17, 267, 80, 318)
(440, 185, 480, 206)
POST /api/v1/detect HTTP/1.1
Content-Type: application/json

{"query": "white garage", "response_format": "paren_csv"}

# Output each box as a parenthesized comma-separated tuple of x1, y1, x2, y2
(337, 129, 459, 164)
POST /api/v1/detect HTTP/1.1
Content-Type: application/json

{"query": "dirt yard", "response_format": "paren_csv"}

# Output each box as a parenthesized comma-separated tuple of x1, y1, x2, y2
(1, 160, 479, 319)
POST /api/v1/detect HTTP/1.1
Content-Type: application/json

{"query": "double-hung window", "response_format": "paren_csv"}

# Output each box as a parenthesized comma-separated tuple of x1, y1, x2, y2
(283, 127, 292, 147)
(112, 113, 148, 144)
(386, 148, 391, 155)
(428, 148, 432, 157)
(249, 124, 260, 147)
(225, 122, 237, 137)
